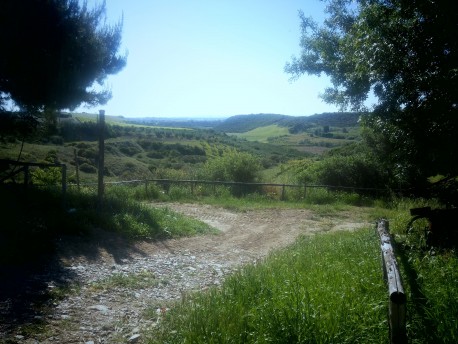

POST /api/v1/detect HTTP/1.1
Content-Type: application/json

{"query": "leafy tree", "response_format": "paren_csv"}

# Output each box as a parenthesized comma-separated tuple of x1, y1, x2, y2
(0, 0, 126, 112)
(285, 0, 458, 190)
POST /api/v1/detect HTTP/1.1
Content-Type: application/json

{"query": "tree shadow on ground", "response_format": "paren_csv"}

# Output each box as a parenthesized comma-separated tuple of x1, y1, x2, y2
(0, 253, 75, 336)
(0, 186, 154, 339)
(0, 227, 151, 339)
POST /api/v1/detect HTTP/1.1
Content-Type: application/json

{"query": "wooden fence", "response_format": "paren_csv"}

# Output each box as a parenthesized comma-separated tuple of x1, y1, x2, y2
(0, 159, 67, 206)
(0, 159, 67, 194)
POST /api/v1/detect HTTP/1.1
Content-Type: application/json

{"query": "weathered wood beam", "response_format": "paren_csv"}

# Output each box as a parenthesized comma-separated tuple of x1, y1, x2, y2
(377, 219, 407, 344)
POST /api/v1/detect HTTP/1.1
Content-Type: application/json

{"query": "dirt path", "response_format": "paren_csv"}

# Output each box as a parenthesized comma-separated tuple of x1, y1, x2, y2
(0, 203, 369, 343)
(144, 203, 365, 262)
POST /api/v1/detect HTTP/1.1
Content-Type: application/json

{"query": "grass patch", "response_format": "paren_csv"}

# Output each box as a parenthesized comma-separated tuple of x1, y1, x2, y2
(357, 197, 458, 343)
(147, 228, 387, 343)
(70, 186, 217, 240)
(0, 185, 216, 263)
(89, 271, 160, 291)
(374, 197, 458, 343)
(136, 182, 377, 212)
(398, 248, 458, 343)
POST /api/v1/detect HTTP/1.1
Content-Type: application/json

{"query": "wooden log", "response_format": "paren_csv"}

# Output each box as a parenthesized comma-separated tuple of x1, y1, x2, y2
(377, 219, 407, 344)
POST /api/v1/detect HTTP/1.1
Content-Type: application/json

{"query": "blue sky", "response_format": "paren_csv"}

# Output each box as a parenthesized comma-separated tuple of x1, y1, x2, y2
(80, 1, 338, 118)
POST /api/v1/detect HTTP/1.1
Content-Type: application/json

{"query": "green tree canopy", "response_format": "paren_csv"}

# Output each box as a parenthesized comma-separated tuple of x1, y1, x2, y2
(286, 0, 458, 187)
(0, 0, 126, 112)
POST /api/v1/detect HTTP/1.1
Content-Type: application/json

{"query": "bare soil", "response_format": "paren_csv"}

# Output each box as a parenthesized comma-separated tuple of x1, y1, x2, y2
(0, 203, 369, 343)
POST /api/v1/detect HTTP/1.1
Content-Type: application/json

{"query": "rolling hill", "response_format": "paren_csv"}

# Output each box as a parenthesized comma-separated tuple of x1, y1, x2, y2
(214, 112, 361, 133)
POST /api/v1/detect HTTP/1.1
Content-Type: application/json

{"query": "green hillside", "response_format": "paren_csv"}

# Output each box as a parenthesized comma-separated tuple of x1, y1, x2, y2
(214, 112, 360, 133)
(0, 118, 309, 184)
(214, 113, 288, 133)
(71, 111, 361, 135)
(230, 125, 290, 143)
(0, 111, 362, 186)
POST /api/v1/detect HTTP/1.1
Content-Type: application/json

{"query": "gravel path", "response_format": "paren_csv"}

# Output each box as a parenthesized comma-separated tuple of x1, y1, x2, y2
(0, 203, 368, 343)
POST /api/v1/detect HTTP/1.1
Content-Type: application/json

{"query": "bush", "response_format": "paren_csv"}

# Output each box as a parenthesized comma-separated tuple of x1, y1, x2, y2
(296, 154, 389, 193)
(116, 141, 143, 156)
(203, 149, 261, 183)
(79, 163, 97, 173)
(30, 166, 62, 185)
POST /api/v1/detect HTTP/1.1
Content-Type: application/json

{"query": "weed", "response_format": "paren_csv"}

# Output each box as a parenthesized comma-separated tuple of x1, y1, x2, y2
(89, 271, 159, 291)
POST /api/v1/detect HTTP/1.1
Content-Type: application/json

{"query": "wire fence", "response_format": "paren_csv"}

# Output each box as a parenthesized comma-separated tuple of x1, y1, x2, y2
(1, 158, 394, 203)
(68, 178, 394, 201)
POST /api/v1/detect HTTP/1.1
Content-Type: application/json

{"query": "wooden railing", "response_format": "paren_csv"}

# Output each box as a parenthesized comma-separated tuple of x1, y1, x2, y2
(0, 158, 67, 198)
(0, 159, 67, 206)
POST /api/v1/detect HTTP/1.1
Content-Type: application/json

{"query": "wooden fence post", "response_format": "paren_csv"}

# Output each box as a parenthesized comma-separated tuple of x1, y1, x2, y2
(377, 219, 407, 344)
(74, 148, 80, 191)
(23, 165, 29, 189)
(61, 164, 67, 207)
(97, 109, 105, 209)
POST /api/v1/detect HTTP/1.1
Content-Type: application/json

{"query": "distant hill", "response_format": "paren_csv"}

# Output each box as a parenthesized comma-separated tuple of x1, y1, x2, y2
(214, 112, 360, 133)
(68, 111, 361, 133)
(125, 117, 225, 129)
(213, 114, 289, 133)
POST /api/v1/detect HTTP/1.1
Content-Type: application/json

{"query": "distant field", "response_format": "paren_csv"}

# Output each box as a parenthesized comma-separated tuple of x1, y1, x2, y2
(74, 113, 192, 131)
(227, 124, 358, 156)
(228, 125, 290, 143)
(74, 112, 127, 124)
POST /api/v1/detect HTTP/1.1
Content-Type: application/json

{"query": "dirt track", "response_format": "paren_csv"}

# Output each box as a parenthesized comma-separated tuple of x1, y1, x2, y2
(144, 203, 368, 262)
(0, 203, 370, 343)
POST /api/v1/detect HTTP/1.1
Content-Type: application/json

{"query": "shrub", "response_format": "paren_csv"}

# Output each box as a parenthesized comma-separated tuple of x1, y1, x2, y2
(79, 163, 97, 173)
(116, 141, 143, 156)
(203, 149, 262, 183)
(296, 154, 389, 193)
(30, 166, 62, 186)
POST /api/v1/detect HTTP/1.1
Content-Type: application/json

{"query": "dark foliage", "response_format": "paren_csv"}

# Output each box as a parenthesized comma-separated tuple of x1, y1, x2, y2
(286, 0, 458, 190)
(0, 0, 126, 111)
(0, 111, 39, 141)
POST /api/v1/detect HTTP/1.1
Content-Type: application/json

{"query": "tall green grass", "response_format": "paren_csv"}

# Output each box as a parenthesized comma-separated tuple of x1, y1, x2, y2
(105, 181, 378, 210)
(377, 198, 458, 343)
(66, 186, 216, 239)
(400, 249, 458, 343)
(147, 228, 387, 343)
(358, 197, 458, 343)
(0, 185, 216, 263)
